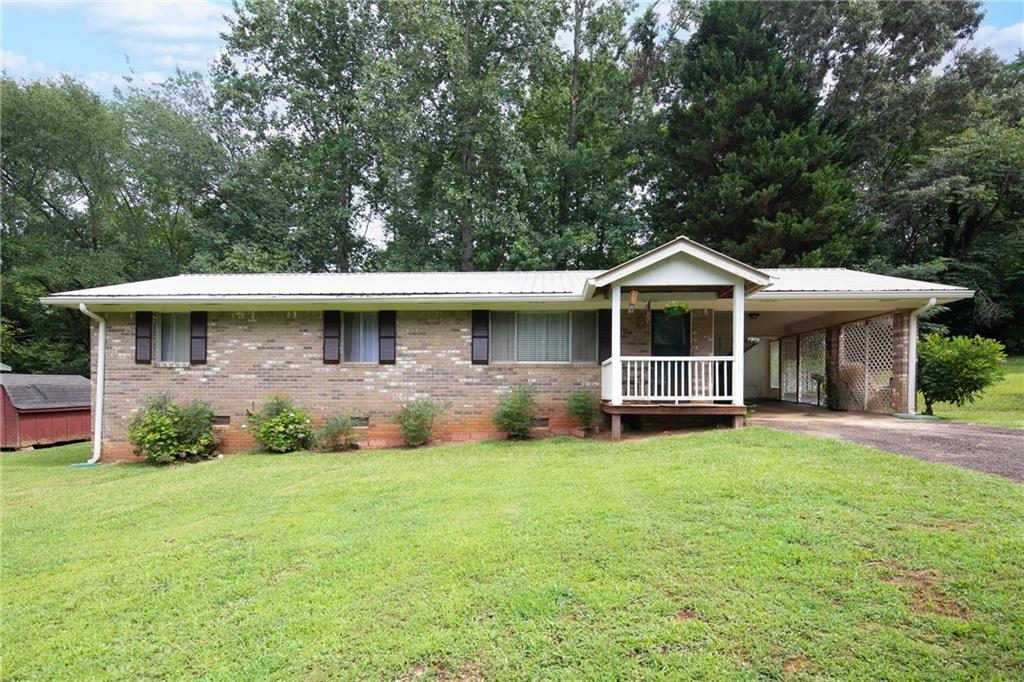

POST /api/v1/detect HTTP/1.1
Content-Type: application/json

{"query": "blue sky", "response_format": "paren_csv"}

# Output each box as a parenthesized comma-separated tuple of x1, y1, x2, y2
(2, 0, 1022, 94)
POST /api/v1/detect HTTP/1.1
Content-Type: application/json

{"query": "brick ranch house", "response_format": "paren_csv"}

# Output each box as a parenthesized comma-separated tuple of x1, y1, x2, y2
(42, 236, 973, 463)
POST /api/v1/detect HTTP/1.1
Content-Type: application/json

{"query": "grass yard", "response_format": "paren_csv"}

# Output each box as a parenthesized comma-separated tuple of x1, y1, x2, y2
(918, 356, 1024, 429)
(3, 431, 1023, 680)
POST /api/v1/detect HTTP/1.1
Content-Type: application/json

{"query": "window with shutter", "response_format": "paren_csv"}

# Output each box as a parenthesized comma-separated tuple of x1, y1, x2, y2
(323, 311, 341, 364)
(471, 310, 489, 364)
(190, 312, 207, 365)
(343, 312, 379, 362)
(378, 310, 396, 364)
(157, 313, 190, 363)
(135, 312, 153, 364)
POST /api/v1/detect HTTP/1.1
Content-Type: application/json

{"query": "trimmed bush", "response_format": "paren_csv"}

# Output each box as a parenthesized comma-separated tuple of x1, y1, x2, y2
(567, 390, 600, 431)
(317, 416, 359, 451)
(392, 399, 445, 447)
(493, 386, 536, 439)
(918, 334, 1006, 415)
(247, 396, 316, 453)
(128, 394, 218, 464)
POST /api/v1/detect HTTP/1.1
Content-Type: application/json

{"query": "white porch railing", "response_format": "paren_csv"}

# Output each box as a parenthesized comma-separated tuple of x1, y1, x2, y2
(601, 356, 734, 403)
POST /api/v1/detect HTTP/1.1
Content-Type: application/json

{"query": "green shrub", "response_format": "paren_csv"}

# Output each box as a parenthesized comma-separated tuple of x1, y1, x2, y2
(493, 386, 536, 439)
(247, 396, 316, 453)
(317, 416, 359, 451)
(128, 394, 218, 464)
(567, 390, 600, 431)
(392, 399, 445, 447)
(918, 334, 1006, 415)
(824, 378, 844, 411)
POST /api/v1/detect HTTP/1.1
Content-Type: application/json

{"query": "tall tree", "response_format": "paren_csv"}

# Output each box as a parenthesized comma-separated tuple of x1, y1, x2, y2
(651, 0, 864, 266)
(214, 0, 385, 272)
(375, 0, 563, 271)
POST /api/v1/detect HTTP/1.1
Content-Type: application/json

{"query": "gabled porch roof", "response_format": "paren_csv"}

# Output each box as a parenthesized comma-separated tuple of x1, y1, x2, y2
(587, 235, 772, 294)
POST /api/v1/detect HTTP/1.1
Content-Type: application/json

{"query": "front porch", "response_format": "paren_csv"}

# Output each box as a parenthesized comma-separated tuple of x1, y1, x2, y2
(592, 243, 758, 439)
(586, 237, 921, 439)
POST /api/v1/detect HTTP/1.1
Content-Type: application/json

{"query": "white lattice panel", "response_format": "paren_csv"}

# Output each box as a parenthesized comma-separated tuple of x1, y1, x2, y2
(798, 330, 826, 405)
(838, 321, 867, 410)
(838, 315, 895, 413)
(865, 315, 895, 412)
(781, 336, 798, 402)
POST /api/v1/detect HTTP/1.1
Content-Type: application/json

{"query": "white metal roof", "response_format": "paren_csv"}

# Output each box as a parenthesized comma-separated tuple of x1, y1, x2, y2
(756, 269, 972, 297)
(43, 271, 603, 301)
(40, 267, 971, 307)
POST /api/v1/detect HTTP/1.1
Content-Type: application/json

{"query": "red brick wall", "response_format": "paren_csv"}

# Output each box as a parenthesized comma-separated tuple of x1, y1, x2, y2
(92, 310, 656, 461)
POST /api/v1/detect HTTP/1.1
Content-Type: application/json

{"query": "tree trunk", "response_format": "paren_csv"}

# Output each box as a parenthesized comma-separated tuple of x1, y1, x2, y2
(924, 398, 934, 416)
(336, 184, 353, 272)
(459, 14, 475, 272)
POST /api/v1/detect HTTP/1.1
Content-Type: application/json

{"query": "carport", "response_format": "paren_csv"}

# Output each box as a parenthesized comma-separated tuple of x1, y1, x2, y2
(701, 268, 975, 415)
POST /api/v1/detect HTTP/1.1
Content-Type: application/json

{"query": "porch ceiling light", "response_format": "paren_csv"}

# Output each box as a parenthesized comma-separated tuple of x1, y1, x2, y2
(628, 289, 639, 314)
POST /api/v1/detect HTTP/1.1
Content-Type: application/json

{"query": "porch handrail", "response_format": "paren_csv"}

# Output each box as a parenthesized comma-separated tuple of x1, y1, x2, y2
(602, 356, 735, 403)
(618, 355, 734, 362)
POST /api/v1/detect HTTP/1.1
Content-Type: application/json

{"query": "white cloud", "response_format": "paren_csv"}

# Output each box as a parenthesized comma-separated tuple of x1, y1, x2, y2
(82, 0, 233, 74)
(971, 21, 1024, 61)
(1, 48, 49, 78)
(81, 70, 166, 92)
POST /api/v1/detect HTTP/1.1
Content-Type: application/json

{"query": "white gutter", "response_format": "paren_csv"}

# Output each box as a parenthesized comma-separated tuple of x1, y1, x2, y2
(78, 304, 105, 464)
(905, 297, 937, 414)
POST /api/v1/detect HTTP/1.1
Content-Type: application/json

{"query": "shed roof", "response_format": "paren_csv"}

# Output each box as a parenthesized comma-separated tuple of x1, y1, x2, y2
(0, 374, 91, 411)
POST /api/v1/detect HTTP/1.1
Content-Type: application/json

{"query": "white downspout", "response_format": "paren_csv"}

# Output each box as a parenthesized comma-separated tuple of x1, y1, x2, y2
(78, 304, 105, 464)
(905, 297, 936, 414)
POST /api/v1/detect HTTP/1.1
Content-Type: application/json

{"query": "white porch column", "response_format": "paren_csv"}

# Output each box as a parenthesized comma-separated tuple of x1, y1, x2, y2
(611, 284, 623, 405)
(732, 282, 745, 406)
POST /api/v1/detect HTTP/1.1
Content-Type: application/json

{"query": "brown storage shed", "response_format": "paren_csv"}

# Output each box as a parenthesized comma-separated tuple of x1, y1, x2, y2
(1, 374, 91, 449)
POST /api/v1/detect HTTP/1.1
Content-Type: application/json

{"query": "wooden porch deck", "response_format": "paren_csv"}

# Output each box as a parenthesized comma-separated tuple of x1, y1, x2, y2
(600, 401, 746, 439)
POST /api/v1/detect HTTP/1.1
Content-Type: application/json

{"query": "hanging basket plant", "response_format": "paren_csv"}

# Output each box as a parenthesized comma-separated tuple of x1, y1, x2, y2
(663, 301, 690, 317)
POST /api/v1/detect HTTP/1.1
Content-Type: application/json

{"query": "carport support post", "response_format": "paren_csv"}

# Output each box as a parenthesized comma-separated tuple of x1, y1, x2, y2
(732, 283, 745, 406)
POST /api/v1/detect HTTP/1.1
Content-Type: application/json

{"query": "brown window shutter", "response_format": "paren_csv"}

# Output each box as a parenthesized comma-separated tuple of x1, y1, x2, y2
(323, 311, 341, 364)
(598, 309, 612, 362)
(471, 310, 489, 364)
(135, 312, 153, 364)
(189, 312, 207, 365)
(378, 311, 396, 364)
(598, 307, 610, 360)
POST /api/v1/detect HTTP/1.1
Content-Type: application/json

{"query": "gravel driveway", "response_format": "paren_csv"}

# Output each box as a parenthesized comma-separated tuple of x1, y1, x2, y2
(752, 402, 1024, 483)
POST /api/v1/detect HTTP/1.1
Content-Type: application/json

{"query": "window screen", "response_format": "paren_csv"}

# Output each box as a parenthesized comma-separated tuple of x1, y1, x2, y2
(769, 339, 780, 389)
(516, 312, 570, 362)
(158, 313, 190, 363)
(571, 311, 597, 362)
(344, 312, 379, 362)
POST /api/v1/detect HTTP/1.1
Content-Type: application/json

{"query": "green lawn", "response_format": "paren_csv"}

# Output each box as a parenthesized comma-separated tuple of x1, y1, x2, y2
(3, 432, 1023, 680)
(918, 356, 1024, 429)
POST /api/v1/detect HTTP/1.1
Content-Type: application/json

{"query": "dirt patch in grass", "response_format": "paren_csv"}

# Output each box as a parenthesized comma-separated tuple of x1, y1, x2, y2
(782, 655, 810, 677)
(674, 607, 699, 622)
(869, 561, 970, 619)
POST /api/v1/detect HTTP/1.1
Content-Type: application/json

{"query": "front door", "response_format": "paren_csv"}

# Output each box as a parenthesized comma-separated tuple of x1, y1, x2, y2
(651, 309, 690, 356)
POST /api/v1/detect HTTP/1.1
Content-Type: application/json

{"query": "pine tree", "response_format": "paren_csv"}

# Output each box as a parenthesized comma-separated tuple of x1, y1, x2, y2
(652, 0, 864, 267)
